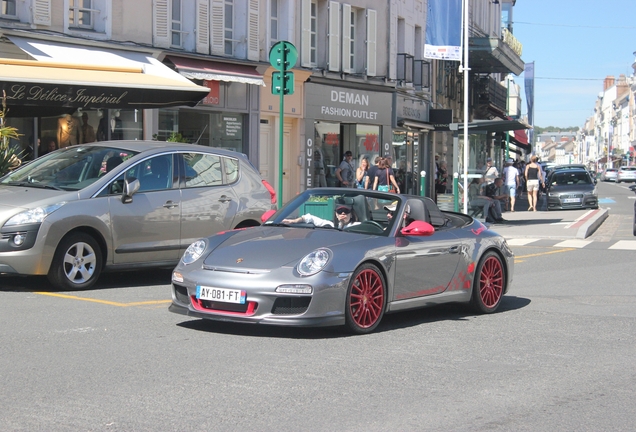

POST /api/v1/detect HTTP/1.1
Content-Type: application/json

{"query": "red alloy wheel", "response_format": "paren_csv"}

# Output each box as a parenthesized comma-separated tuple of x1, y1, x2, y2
(348, 267, 385, 332)
(479, 255, 504, 308)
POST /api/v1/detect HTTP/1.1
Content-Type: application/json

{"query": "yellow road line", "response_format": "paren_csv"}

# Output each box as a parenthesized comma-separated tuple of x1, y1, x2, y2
(514, 247, 575, 263)
(35, 292, 171, 307)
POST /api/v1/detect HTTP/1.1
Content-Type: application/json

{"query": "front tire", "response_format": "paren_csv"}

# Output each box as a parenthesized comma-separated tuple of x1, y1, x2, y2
(345, 263, 386, 334)
(47, 233, 103, 290)
(470, 251, 505, 314)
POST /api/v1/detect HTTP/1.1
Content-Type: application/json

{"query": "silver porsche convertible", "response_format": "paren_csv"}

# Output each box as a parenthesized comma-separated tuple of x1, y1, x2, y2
(169, 189, 514, 334)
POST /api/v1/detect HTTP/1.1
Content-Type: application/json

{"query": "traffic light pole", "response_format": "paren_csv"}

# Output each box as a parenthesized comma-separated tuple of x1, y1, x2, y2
(269, 41, 297, 209)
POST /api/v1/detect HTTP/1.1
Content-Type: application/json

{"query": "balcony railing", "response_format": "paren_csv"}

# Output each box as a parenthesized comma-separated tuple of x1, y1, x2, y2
(473, 76, 507, 113)
(397, 53, 414, 83)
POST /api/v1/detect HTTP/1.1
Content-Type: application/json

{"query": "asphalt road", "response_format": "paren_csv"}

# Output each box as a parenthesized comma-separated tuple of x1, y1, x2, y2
(1, 182, 635, 431)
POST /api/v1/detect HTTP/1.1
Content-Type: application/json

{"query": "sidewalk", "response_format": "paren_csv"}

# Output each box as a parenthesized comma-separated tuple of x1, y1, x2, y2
(474, 193, 609, 240)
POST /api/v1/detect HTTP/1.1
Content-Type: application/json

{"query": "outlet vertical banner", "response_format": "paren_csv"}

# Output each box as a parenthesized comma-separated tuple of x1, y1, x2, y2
(524, 62, 535, 148)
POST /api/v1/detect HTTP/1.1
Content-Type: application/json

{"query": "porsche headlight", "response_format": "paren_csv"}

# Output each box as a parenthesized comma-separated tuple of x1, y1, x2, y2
(5, 202, 66, 226)
(182, 239, 207, 265)
(297, 249, 331, 276)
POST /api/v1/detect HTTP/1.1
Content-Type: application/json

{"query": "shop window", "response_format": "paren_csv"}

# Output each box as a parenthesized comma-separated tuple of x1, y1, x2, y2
(183, 153, 223, 188)
(313, 121, 340, 188)
(1, 0, 17, 18)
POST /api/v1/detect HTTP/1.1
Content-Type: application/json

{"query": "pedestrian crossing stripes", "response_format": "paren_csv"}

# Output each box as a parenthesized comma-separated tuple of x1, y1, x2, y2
(506, 238, 636, 250)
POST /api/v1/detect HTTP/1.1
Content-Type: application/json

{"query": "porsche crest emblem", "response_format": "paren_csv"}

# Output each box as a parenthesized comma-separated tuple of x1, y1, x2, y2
(236, 258, 244, 263)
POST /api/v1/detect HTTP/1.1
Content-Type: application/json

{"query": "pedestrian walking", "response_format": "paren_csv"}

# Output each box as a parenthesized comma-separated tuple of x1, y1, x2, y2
(524, 155, 544, 211)
(503, 159, 520, 211)
(335, 151, 355, 188)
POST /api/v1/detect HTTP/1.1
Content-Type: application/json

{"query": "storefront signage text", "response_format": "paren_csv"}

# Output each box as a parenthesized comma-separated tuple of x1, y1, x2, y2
(306, 137, 314, 187)
(321, 90, 377, 119)
(224, 116, 241, 137)
(7, 84, 128, 108)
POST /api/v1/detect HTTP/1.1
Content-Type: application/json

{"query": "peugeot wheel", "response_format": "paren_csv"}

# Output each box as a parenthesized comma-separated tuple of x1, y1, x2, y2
(470, 251, 505, 314)
(345, 263, 386, 334)
(48, 233, 103, 290)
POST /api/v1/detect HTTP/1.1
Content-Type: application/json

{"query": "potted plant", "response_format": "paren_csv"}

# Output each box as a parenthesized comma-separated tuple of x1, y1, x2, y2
(0, 91, 22, 177)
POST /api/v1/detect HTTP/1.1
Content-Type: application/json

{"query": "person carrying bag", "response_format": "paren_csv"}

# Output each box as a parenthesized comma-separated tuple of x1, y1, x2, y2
(373, 158, 400, 193)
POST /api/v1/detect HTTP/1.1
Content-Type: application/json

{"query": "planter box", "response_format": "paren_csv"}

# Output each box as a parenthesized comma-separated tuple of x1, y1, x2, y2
(299, 198, 334, 220)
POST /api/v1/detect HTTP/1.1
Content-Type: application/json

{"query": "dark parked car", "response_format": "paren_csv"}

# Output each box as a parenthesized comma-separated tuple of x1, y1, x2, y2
(170, 188, 514, 334)
(0, 141, 276, 290)
(546, 168, 598, 210)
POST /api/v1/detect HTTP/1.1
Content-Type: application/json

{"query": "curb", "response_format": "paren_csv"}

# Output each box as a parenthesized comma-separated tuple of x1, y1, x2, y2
(576, 209, 609, 239)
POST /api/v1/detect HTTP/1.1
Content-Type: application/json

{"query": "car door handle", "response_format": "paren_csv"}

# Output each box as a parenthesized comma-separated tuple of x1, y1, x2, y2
(163, 201, 179, 209)
(449, 245, 460, 254)
(218, 195, 232, 203)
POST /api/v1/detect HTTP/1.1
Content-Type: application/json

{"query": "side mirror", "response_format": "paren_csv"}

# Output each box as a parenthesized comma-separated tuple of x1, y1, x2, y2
(401, 220, 435, 236)
(121, 177, 140, 204)
(260, 209, 277, 223)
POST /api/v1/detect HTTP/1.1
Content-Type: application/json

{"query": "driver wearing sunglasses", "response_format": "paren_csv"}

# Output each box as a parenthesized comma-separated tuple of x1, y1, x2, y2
(282, 205, 361, 230)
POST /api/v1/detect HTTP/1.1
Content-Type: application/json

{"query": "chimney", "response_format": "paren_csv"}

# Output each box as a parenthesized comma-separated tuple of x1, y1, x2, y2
(603, 75, 615, 91)
(617, 74, 629, 97)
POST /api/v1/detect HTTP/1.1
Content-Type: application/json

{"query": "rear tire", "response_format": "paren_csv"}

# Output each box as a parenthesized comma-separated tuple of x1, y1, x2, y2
(470, 251, 505, 314)
(47, 233, 103, 290)
(344, 264, 386, 334)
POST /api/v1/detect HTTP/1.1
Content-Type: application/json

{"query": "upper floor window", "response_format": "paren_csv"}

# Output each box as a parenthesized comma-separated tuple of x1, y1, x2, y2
(171, 0, 183, 48)
(310, 0, 317, 64)
(69, 0, 94, 29)
(348, 9, 355, 69)
(224, 0, 234, 55)
(1, 0, 17, 18)
(270, 0, 279, 45)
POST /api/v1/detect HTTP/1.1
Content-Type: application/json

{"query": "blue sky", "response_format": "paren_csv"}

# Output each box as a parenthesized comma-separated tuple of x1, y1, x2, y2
(512, 0, 636, 129)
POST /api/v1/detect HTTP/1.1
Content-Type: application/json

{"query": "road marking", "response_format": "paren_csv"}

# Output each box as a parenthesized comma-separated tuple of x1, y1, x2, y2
(514, 248, 575, 263)
(506, 238, 540, 245)
(609, 240, 636, 250)
(35, 292, 171, 307)
(553, 239, 593, 248)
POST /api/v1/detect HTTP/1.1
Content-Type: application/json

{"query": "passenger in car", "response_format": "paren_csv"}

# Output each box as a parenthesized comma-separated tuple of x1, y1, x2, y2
(282, 205, 361, 230)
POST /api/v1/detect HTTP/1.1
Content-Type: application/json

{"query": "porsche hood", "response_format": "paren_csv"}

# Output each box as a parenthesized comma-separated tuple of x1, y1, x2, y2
(202, 226, 358, 272)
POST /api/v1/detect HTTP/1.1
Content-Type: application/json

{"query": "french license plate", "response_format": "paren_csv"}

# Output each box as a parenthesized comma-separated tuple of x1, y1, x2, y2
(196, 286, 246, 304)
(563, 198, 581, 203)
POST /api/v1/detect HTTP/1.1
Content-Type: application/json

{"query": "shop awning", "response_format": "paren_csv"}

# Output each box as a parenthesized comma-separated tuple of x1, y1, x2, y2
(165, 55, 265, 86)
(1, 36, 210, 116)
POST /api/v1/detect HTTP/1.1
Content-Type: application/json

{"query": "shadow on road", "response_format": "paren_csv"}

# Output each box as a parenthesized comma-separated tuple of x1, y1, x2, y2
(175, 295, 531, 339)
(0, 268, 173, 293)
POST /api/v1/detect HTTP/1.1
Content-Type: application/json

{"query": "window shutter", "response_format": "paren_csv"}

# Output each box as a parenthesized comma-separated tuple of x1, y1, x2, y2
(211, 0, 225, 55)
(196, 0, 210, 54)
(341, 3, 351, 73)
(247, 0, 259, 61)
(153, 0, 170, 48)
(328, 1, 340, 72)
(301, 0, 312, 66)
(32, 0, 51, 26)
(366, 9, 377, 76)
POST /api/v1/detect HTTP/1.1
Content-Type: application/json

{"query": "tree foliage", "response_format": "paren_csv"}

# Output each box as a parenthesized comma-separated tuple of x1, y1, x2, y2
(0, 92, 23, 177)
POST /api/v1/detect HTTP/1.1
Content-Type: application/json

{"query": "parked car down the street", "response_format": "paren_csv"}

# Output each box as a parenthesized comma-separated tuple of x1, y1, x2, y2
(169, 188, 514, 334)
(616, 166, 636, 183)
(601, 168, 618, 182)
(0, 141, 276, 290)
(545, 168, 598, 211)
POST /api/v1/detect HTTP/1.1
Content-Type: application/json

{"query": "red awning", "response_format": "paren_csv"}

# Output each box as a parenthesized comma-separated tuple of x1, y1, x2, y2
(165, 56, 265, 86)
(513, 129, 529, 145)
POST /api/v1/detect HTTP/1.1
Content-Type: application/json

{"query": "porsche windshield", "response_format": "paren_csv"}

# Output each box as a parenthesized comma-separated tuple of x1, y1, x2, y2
(0, 146, 137, 191)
